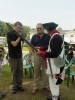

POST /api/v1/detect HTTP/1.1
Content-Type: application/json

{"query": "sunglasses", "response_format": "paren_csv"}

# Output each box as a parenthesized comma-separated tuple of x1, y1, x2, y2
(37, 28, 42, 30)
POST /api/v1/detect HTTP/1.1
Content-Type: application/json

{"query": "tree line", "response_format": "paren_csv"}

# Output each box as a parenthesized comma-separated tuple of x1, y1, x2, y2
(0, 20, 30, 39)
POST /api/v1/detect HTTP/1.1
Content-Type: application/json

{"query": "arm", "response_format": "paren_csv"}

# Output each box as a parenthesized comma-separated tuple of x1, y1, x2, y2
(28, 36, 34, 63)
(36, 35, 63, 58)
(21, 41, 24, 48)
(28, 47, 33, 63)
(35, 46, 45, 51)
(45, 35, 63, 58)
(7, 31, 21, 47)
(11, 37, 21, 47)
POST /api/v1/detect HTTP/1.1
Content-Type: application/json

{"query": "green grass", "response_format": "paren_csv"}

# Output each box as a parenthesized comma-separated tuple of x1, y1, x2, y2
(0, 64, 75, 100)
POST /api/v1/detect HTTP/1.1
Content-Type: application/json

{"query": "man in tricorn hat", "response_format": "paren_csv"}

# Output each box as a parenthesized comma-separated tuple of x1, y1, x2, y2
(35, 22, 65, 100)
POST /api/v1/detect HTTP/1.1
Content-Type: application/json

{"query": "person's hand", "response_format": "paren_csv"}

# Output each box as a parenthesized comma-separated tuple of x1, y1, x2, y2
(33, 47, 39, 53)
(35, 49, 41, 55)
(35, 46, 44, 51)
(18, 37, 21, 41)
(35, 46, 40, 49)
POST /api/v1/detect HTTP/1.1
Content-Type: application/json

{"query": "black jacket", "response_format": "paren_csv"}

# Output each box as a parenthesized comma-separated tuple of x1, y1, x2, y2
(46, 34, 63, 58)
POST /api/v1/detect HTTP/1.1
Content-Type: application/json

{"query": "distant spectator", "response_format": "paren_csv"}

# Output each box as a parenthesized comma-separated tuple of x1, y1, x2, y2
(0, 44, 6, 98)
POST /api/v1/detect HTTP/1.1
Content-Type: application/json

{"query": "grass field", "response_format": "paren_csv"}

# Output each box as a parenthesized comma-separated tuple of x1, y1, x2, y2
(0, 64, 75, 100)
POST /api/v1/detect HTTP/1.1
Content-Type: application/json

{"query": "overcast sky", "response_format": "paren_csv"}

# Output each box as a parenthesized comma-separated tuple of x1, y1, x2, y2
(0, 0, 75, 30)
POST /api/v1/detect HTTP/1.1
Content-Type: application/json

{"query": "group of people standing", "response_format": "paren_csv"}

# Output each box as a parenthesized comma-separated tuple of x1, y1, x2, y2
(29, 23, 65, 100)
(0, 21, 65, 100)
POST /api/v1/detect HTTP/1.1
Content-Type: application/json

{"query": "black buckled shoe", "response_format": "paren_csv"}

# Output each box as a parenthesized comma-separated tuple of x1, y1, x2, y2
(47, 96, 52, 100)
(47, 96, 60, 100)
(58, 96, 60, 100)
(12, 89, 17, 94)
(17, 87, 24, 91)
(0, 92, 6, 98)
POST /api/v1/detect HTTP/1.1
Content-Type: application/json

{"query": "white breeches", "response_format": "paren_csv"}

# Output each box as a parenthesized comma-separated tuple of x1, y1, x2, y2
(49, 75, 59, 100)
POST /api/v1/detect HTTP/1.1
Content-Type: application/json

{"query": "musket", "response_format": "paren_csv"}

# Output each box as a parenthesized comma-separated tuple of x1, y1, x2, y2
(6, 23, 37, 52)
(48, 58, 53, 78)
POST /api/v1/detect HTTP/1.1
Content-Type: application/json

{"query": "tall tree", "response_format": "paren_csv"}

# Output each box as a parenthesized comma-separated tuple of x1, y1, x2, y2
(0, 20, 30, 38)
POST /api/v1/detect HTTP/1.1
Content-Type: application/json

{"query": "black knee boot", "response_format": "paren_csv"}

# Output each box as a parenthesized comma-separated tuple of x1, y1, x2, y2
(47, 96, 60, 100)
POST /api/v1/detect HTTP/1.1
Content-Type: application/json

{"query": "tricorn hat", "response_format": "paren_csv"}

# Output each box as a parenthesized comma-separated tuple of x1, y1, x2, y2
(43, 22, 58, 31)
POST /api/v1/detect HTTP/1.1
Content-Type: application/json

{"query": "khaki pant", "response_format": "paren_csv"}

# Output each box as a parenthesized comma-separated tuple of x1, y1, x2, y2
(9, 57, 23, 89)
(33, 54, 48, 89)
